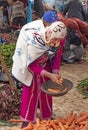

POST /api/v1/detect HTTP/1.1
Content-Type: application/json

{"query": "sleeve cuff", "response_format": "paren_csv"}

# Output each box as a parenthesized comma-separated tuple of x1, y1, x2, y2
(40, 70, 47, 77)
(52, 69, 59, 74)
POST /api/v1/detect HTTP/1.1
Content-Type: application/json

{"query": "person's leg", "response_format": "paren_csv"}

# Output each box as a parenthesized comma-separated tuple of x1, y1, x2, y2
(20, 85, 38, 122)
(20, 74, 41, 123)
(40, 90, 53, 120)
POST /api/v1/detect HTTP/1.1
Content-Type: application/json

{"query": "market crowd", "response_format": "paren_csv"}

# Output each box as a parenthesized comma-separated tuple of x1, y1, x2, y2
(0, 0, 88, 128)
(0, 0, 88, 63)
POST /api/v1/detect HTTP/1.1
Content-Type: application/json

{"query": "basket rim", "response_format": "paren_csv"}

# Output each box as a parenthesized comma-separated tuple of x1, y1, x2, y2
(41, 78, 73, 97)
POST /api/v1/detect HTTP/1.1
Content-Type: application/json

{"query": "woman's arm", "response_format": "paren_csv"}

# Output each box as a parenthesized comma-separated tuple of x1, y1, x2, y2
(29, 57, 61, 84)
(52, 39, 66, 73)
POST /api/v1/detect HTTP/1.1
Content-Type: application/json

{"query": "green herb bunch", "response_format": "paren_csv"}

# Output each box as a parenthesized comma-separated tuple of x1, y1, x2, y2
(0, 43, 16, 68)
(76, 78, 88, 97)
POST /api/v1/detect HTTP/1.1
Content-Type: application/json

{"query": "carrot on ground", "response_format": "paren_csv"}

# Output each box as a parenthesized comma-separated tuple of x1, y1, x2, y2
(27, 123, 33, 130)
(50, 120, 58, 130)
(66, 112, 73, 125)
(22, 126, 32, 130)
(69, 113, 78, 124)
(76, 114, 88, 123)
(10, 119, 23, 123)
(36, 118, 40, 126)
(79, 121, 88, 125)
(80, 112, 88, 117)
(58, 122, 66, 130)
(80, 126, 88, 130)
(11, 127, 22, 130)
(69, 124, 76, 129)
(57, 118, 67, 125)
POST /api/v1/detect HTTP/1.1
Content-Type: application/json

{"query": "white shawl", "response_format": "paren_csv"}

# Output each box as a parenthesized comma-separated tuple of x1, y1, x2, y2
(12, 20, 48, 87)
(12, 20, 67, 86)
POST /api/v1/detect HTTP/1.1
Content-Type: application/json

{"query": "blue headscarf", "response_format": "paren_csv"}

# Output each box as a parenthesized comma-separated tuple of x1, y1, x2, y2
(43, 10, 59, 23)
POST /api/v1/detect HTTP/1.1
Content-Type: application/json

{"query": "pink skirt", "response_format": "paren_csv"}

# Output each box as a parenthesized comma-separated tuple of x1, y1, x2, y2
(20, 61, 53, 122)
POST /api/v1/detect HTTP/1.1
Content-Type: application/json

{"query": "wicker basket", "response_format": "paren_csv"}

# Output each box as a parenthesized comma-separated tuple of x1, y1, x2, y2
(41, 79, 73, 97)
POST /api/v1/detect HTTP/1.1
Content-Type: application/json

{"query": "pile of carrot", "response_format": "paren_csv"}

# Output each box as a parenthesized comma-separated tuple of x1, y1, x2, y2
(10, 112, 88, 130)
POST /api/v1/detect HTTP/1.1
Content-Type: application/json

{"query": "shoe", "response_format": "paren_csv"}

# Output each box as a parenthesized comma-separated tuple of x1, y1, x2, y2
(21, 121, 29, 128)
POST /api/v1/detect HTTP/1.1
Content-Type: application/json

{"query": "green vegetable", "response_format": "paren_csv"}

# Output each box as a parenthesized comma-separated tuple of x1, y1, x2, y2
(0, 43, 16, 68)
(76, 78, 88, 97)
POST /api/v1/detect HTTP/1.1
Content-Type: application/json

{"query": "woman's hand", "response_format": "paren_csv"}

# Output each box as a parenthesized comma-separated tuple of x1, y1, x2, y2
(43, 71, 61, 84)
(49, 73, 61, 84)
(49, 38, 60, 47)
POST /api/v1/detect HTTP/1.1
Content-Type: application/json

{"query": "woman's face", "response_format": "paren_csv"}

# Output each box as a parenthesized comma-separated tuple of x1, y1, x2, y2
(45, 21, 67, 47)
(48, 38, 60, 47)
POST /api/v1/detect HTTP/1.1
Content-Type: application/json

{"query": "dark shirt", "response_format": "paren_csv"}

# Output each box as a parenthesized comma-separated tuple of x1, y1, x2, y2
(0, 0, 8, 16)
(34, 0, 44, 18)
(63, 0, 86, 21)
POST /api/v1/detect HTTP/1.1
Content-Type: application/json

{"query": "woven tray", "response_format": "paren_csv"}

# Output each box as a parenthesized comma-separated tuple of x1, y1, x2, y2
(41, 79, 73, 97)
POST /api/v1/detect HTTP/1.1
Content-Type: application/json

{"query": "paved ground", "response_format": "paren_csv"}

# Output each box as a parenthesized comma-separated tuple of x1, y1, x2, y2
(0, 60, 88, 130)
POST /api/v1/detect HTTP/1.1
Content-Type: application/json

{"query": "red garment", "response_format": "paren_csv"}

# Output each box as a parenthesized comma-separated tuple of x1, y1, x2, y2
(61, 18, 88, 46)
(20, 39, 65, 122)
(72, 18, 88, 34)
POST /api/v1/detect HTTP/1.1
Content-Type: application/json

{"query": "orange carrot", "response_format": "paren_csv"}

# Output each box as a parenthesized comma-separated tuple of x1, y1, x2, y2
(80, 126, 88, 130)
(50, 120, 58, 130)
(57, 78, 63, 85)
(76, 114, 88, 123)
(62, 87, 67, 92)
(58, 122, 66, 130)
(79, 124, 84, 129)
(10, 119, 23, 123)
(80, 112, 88, 117)
(48, 88, 61, 93)
(27, 122, 33, 129)
(75, 127, 80, 130)
(66, 112, 73, 125)
(79, 121, 87, 125)
(57, 118, 67, 125)
(69, 124, 75, 129)
(64, 124, 69, 129)
(69, 113, 78, 124)
(11, 127, 22, 130)
(22, 126, 32, 130)
(69, 129, 76, 130)
(36, 118, 40, 126)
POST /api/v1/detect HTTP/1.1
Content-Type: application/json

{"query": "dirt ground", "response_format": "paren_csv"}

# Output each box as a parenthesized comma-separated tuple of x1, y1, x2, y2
(53, 61, 88, 118)
(0, 60, 88, 130)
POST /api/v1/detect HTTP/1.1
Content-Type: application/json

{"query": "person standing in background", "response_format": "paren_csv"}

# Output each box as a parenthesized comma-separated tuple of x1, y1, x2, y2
(42, 0, 55, 11)
(0, 0, 9, 25)
(34, 0, 44, 18)
(63, 0, 86, 21)
(26, 0, 34, 23)
(7, 0, 26, 27)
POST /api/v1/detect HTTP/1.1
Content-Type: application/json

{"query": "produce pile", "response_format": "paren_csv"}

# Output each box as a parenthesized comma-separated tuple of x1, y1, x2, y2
(76, 78, 88, 98)
(11, 112, 88, 130)
(0, 83, 21, 120)
(0, 43, 16, 68)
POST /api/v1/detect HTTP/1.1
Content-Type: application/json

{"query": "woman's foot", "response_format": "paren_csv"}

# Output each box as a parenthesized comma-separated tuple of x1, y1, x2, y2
(21, 121, 29, 128)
